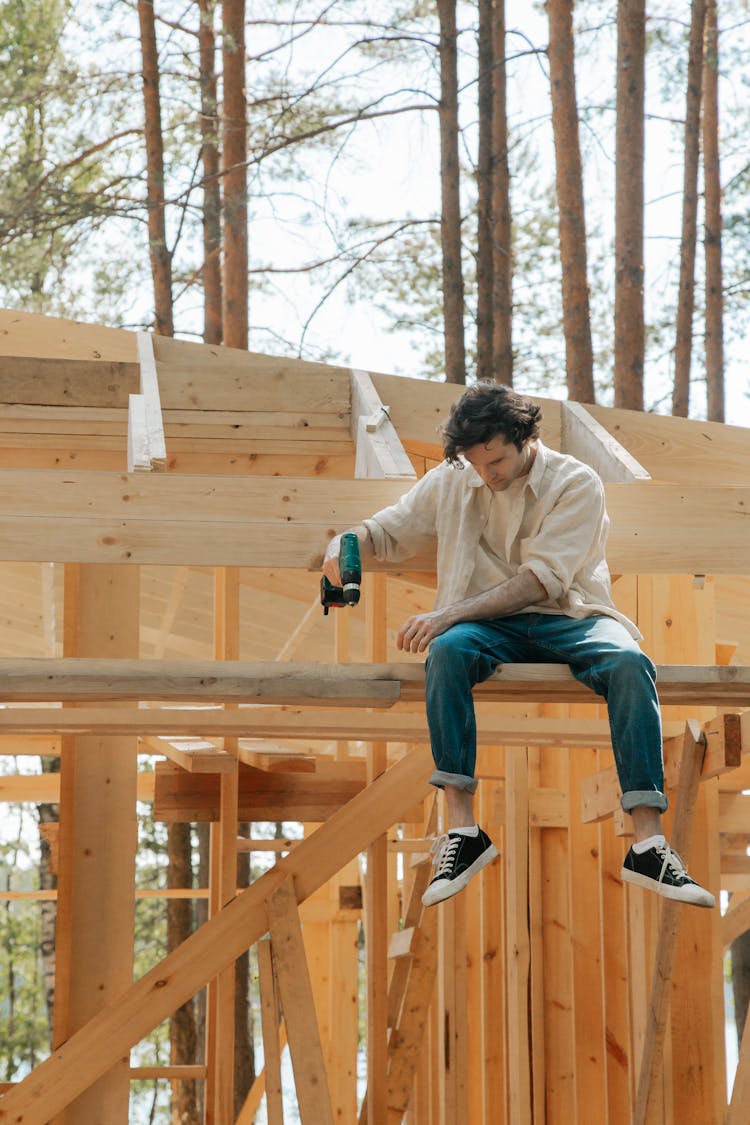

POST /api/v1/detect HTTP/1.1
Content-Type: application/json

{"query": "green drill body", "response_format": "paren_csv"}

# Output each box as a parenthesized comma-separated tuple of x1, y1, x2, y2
(321, 532, 362, 614)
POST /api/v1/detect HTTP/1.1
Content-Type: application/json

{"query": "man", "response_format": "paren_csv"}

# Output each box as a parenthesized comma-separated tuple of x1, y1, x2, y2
(322, 382, 714, 910)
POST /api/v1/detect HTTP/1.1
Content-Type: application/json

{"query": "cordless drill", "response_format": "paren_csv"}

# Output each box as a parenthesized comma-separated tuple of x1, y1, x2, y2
(321, 532, 362, 615)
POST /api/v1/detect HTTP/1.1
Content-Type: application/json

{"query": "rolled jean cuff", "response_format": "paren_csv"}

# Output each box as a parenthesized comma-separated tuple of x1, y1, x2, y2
(621, 789, 668, 814)
(429, 769, 478, 795)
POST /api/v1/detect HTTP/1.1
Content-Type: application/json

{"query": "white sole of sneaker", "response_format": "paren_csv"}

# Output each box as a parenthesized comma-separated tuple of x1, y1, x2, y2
(621, 867, 715, 909)
(422, 843, 499, 907)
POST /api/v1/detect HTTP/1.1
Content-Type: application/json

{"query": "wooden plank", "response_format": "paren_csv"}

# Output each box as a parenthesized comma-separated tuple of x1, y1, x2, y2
(54, 564, 140, 1125)
(140, 734, 237, 773)
(722, 893, 750, 949)
(0, 707, 684, 745)
(127, 394, 150, 472)
(350, 369, 416, 480)
(369, 374, 563, 455)
(0, 468, 747, 573)
(0, 773, 155, 803)
(152, 333, 350, 413)
(386, 908, 439, 1116)
(267, 879, 334, 1124)
(633, 721, 706, 1125)
(256, 939, 284, 1125)
(505, 748, 531, 1125)
(0, 309, 137, 364)
(0, 657, 748, 708)
(0, 356, 134, 407)
(561, 400, 651, 482)
(585, 401, 750, 487)
(153, 759, 365, 822)
(135, 333, 167, 470)
(0, 658, 403, 706)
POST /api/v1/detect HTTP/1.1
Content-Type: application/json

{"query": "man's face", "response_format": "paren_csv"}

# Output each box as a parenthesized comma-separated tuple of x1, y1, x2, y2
(463, 434, 533, 491)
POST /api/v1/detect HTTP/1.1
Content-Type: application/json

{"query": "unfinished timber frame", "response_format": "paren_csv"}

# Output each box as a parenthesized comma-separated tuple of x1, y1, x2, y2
(0, 309, 749, 1123)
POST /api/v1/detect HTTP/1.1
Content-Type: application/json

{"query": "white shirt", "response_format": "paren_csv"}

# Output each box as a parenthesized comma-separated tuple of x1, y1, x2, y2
(363, 440, 641, 640)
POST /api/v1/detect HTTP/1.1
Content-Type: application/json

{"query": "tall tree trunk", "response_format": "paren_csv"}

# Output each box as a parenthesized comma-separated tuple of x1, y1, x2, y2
(491, 0, 512, 386)
(221, 0, 248, 349)
(614, 0, 645, 411)
(437, 0, 467, 384)
(167, 823, 198, 1125)
(703, 0, 724, 422)
(199, 0, 223, 345)
(138, 0, 174, 336)
(476, 0, 494, 384)
(546, 0, 594, 403)
(671, 0, 707, 417)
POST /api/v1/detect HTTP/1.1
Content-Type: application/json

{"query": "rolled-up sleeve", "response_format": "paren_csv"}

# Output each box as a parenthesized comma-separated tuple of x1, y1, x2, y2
(363, 470, 440, 563)
(518, 469, 607, 601)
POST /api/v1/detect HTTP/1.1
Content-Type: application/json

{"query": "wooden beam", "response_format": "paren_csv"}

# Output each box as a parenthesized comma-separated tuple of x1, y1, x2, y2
(0, 658, 748, 708)
(0, 468, 746, 573)
(560, 400, 651, 482)
(0, 707, 685, 744)
(267, 879, 334, 1124)
(722, 893, 750, 949)
(134, 333, 166, 470)
(633, 721, 706, 1125)
(153, 759, 366, 822)
(350, 369, 416, 480)
(140, 734, 236, 773)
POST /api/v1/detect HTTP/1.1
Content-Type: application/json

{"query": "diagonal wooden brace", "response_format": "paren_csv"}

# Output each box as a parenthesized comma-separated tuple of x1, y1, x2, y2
(632, 719, 706, 1125)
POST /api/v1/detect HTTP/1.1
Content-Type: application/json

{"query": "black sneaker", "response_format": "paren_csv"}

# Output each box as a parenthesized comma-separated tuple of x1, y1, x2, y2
(421, 827, 498, 907)
(621, 842, 715, 908)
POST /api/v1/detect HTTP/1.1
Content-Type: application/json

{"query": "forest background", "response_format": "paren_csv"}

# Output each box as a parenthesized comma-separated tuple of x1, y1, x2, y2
(1, 0, 749, 1121)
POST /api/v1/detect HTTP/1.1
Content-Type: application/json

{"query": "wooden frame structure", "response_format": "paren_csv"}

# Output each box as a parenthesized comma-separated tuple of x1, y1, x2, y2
(0, 309, 749, 1122)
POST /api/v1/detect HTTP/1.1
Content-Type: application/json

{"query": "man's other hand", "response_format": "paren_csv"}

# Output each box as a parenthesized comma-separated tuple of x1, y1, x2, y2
(397, 610, 450, 654)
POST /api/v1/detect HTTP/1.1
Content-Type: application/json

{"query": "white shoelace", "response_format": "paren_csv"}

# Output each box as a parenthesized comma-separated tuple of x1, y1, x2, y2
(655, 843, 689, 883)
(431, 833, 461, 880)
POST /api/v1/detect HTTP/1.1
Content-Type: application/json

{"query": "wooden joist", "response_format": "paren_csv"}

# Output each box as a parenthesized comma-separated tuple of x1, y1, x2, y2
(350, 368, 416, 480)
(0, 468, 746, 573)
(0, 658, 747, 708)
(153, 759, 366, 822)
(560, 400, 651, 483)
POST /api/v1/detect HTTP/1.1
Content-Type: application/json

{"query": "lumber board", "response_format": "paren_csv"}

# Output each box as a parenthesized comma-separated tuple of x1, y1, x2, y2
(561, 400, 651, 482)
(0, 658, 403, 705)
(0, 308, 137, 363)
(350, 369, 416, 480)
(632, 722, 706, 1125)
(267, 880, 335, 1124)
(586, 402, 750, 487)
(0, 356, 135, 407)
(0, 659, 747, 708)
(153, 759, 365, 822)
(0, 468, 748, 572)
(135, 332, 167, 470)
(0, 706, 684, 746)
(153, 334, 350, 414)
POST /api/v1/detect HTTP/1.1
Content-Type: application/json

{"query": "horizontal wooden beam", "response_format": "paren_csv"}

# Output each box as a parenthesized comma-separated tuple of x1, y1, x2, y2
(0, 707, 686, 749)
(153, 760, 366, 822)
(0, 470, 745, 572)
(0, 659, 747, 709)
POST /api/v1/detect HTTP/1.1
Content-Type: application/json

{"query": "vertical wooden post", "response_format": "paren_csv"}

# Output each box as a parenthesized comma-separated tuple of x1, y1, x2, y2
(505, 747, 531, 1125)
(479, 757, 505, 1124)
(204, 566, 240, 1123)
(54, 563, 139, 1125)
(365, 573, 389, 1123)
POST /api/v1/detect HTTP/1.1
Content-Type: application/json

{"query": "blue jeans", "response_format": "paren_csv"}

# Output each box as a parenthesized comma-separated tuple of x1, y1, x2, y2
(425, 612, 667, 813)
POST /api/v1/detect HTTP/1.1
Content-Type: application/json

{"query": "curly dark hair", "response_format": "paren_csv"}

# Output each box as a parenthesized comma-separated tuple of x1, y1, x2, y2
(442, 382, 542, 465)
